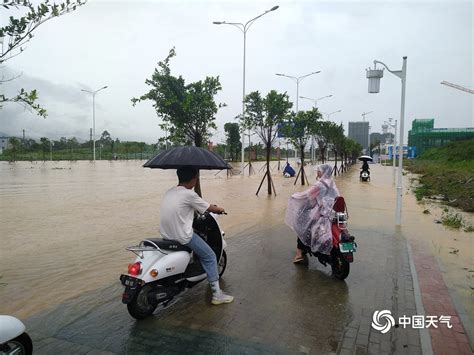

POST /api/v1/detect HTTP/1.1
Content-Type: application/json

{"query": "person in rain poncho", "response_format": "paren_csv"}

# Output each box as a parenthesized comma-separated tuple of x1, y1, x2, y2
(284, 164, 340, 263)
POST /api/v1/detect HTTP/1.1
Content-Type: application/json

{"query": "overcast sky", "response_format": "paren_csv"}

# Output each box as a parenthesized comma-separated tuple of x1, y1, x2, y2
(1, 0, 472, 144)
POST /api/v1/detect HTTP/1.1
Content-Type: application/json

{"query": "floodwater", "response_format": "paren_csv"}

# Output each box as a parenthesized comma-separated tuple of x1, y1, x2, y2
(0, 160, 472, 329)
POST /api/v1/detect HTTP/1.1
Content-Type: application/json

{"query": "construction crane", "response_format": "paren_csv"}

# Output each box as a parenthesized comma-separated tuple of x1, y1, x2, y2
(362, 111, 373, 121)
(440, 81, 474, 94)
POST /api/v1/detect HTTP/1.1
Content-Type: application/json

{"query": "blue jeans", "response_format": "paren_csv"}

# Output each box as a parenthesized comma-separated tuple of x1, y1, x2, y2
(185, 233, 219, 282)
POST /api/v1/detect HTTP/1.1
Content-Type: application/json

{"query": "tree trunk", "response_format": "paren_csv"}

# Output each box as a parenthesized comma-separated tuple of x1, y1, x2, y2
(333, 150, 338, 176)
(266, 143, 271, 195)
(300, 144, 305, 185)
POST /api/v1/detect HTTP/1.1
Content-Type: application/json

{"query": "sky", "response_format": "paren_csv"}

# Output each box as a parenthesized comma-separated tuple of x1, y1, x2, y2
(1, 0, 472, 145)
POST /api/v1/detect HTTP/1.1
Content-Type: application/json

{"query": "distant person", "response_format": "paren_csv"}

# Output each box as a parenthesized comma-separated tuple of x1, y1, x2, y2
(159, 166, 233, 305)
(283, 163, 296, 177)
(285, 164, 340, 263)
(360, 161, 370, 178)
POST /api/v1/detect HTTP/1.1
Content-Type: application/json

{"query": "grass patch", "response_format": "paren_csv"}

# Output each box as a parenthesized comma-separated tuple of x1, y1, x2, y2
(404, 139, 474, 212)
(464, 225, 474, 233)
(414, 185, 433, 201)
(441, 211, 464, 229)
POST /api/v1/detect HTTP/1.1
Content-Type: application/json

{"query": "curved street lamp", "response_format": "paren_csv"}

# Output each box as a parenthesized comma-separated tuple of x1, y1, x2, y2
(213, 5, 279, 175)
(81, 85, 108, 161)
(366, 56, 408, 226)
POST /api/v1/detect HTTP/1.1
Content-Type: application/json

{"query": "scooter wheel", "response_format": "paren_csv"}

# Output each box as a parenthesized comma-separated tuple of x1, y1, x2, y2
(4, 332, 33, 355)
(218, 250, 227, 278)
(127, 284, 158, 320)
(331, 252, 350, 280)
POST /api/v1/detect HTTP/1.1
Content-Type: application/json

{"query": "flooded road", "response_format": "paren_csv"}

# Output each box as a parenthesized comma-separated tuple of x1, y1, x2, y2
(0, 160, 472, 353)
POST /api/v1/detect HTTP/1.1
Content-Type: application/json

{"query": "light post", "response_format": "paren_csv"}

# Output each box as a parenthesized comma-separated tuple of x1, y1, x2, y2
(81, 85, 108, 161)
(384, 118, 398, 185)
(299, 95, 333, 163)
(299, 94, 333, 109)
(213, 5, 279, 176)
(277, 71, 321, 162)
(322, 110, 342, 120)
(275, 71, 321, 113)
(366, 56, 408, 226)
(361, 111, 373, 154)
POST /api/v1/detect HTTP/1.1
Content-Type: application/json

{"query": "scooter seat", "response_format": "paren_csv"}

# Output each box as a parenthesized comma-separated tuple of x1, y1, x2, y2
(143, 238, 192, 253)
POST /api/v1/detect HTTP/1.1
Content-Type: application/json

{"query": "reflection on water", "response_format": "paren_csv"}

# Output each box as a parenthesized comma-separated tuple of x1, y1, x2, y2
(0, 160, 472, 325)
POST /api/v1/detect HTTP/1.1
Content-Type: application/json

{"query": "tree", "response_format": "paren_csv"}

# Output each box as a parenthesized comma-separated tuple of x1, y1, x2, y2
(8, 137, 20, 161)
(0, 1, 86, 117)
(39, 137, 50, 161)
(282, 108, 321, 185)
(224, 122, 241, 161)
(131, 48, 224, 196)
(330, 123, 345, 176)
(242, 90, 292, 195)
(315, 120, 338, 163)
(99, 130, 113, 153)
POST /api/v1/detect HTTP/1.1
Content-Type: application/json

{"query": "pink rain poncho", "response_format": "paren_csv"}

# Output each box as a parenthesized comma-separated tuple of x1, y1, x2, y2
(284, 164, 340, 255)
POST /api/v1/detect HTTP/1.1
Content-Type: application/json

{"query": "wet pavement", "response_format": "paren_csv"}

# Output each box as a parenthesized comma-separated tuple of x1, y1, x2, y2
(27, 223, 421, 354)
(2, 161, 471, 354)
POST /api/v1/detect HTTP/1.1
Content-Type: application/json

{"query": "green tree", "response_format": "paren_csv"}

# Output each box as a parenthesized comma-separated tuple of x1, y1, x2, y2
(8, 137, 20, 161)
(99, 130, 112, 145)
(242, 90, 292, 195)
(131, 48, 225, 196)
(282, 108, 321, 185)
(224, 122, 241, 161)
(330, 123, 345, 176)
(0, 1, 86, 117)
(39, 137, 50, 161)
(315, 120, 338, 163)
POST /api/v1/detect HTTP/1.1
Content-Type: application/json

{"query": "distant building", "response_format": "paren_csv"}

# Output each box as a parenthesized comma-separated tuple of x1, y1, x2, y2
(408, 119, 474, 156)
(0, 136, 9, 154)
(348, 121, 369, 152)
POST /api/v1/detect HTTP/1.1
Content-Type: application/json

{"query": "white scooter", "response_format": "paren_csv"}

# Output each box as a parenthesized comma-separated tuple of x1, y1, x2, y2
(120, 212, 228, 320)
(0, 316, 33, 355)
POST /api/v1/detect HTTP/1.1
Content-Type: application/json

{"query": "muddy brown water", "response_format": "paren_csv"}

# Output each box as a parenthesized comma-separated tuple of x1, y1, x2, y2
(0, 160, 472, 324)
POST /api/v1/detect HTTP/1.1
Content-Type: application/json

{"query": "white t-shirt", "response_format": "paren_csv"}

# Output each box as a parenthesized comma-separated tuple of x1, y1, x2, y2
(159, 186, 210, 244)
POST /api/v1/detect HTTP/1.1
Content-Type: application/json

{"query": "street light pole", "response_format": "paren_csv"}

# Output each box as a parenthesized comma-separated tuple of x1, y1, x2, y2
(300, 94, 334, 163)
(276, 71, 321, 162)
(275, 71, 321, 113)
(213, 5, 279, 176)
(81, 85, 108, 161)
(322, 110, 342, 120)
(385, 118, 398, 185)
(299, 94, 333, 109)
(367, 57, 408, 226)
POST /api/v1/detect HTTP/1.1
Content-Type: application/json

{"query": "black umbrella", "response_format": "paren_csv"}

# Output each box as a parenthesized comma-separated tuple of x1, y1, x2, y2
(143, 146, 231, 170)
(358, 155, 373, 162)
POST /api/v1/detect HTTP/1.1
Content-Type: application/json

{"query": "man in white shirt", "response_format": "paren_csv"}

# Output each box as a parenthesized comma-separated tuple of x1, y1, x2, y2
(159, 166, 234, 305)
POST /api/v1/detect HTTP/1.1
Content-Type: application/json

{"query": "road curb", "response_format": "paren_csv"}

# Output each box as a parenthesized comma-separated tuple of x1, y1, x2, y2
(406, 241, 434, 355)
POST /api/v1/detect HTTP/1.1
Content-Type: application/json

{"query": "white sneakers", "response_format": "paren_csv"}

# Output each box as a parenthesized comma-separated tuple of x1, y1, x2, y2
(209, 280, 234, 305)
(211, 292, 234, 305)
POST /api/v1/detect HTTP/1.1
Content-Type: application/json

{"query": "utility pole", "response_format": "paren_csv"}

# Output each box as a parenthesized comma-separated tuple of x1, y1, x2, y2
(90, 128, 93, 160)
